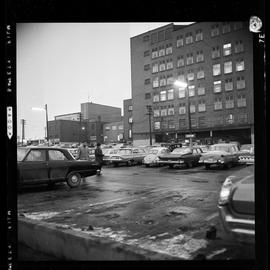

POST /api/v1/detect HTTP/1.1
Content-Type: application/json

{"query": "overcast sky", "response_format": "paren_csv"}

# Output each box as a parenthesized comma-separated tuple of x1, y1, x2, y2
(16, 22, 193, 140)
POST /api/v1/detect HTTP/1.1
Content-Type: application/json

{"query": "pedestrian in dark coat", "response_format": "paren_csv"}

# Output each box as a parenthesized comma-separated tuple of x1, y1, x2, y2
(95, 143, 104, 175)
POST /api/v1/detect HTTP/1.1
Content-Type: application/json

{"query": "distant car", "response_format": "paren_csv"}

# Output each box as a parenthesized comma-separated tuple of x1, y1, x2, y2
(218, 165, 255, 244)
(157, 146, 203, 168)
(142, 147, 170, 167)
(17, 147, 99, 188)
(110, 147, 146, 166)
(102, 148, 120, 164)
(199, 143, 240, 169)
(238, 144, 254, 165)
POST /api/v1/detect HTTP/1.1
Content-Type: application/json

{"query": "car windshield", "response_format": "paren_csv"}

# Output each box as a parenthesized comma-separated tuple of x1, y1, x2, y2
(149, 149, 159, 154)
(240, 145, 254, 151)
(118, 149, 132, 155)
(209, 145, 230, 152)
(17, 148, 29, 161)
(172, 148, 191, 154)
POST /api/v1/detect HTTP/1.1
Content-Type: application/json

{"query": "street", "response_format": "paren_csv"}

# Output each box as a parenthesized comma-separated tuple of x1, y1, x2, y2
(18, 164, 254, 260)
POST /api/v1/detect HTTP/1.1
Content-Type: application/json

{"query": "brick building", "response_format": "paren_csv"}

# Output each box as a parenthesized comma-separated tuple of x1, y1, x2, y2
(123, 99, 133, 142)
(130, 22, 254, 146)
(103, 119, 124, 143)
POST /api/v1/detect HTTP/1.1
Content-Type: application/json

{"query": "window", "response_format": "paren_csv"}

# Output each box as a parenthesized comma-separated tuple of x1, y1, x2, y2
(112, 126, 117, 130)
(48, 150, 68, 161)
(145, 93, 151, 99)
(212, 46, 220, 59)
(211, 24, 219, 37)
(179, 89, 186, 98)
(153, 94, 159, 102)
(153, 109, 160, 117)
(128, 105, 133, 111)
(236, 59, 245, 71)
(152, 49, 158, 58)
(214, 97, 222, 110)
(225, 95, 234, 109)
(195, 29, 203, 41)
(168, 120, 175, 129)
(166, 59, 173, 69)
(198, 100, 206, 112)
(179, 118, 186, 128)
(191, 118, 197, 128)
(188, 85, 195, 97)
(105, 126, 110, 130)
(167, 89, 174, 100)
(144, 64, 150, 71)
(143, 35, 150, 42)
(166, 44, 173, 55)
(177, 56, 185, 67)
(118, 125, 123, 130)
(176, 36, 184, 47)
(128, 117, 133, 123)
(197, 67, 205, 79)
(166, 75, 174, 85)
(224, 61, 232, 74)
(236, 76, 245, 89)
(179, 103, 186, 114)
(145, 78, 150, 85)
(196, 50, 204, 62)
(128, 129, 132, 138)
(25, 150, 46, 162)
(160, 77, 166, 86)
(222, 22, 231, 34)
(152, 63, 159, 73)
(213, 63, 221, 76)
(235, 40, 244, 53)
(187, 70, 194, 81)
(225, 114, 234, 124)
(238, 113, 248, 123)
(237, 94, 247, 107)
(159, 61, 166, 71)
(190, 103, 196, 113)
(159, 47, 165, 57)
(234, 22, 243, 31)
(225, 78, 233, 91)
(198, 116, 207, 127)
(186, 53, 194, 65)
(213, 80, 222, 93)
(158, 30, 165, 42)
(153, 77, 159, 88)
(223, 43, 232, 56)
(168, 107, 175, 115)
(185, 32, 193, 44)
(151, 33, 158, 44)
(161, 122, 168, 130)
(161, 108, 167, 116)
(144, 50, 150, 57)
(160, 90, 167, 101)
(154, 122, 160, 130)
(197, 85, 205, 95)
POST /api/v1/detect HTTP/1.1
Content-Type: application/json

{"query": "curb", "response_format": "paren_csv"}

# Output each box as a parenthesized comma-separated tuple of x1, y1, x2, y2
(18, 217, 181, 260)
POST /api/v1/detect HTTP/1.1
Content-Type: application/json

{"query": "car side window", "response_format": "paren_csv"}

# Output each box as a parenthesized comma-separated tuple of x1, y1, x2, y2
(25, 150, 46, 162)
(192, 149, 198, 154)
(133, 149, 139, 154)
(48, 150, 68, 161)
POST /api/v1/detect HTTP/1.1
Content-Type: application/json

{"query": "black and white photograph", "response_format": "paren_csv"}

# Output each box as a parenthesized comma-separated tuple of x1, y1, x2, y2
(4, 1, 267, 268)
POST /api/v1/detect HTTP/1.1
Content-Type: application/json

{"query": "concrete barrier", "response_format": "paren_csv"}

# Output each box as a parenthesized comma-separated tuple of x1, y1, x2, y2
(18, 217, 180, 260)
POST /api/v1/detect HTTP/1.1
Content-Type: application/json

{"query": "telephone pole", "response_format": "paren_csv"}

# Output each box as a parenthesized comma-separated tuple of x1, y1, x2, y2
(146, 105, 153, 146)
(21, 119, 26, 145)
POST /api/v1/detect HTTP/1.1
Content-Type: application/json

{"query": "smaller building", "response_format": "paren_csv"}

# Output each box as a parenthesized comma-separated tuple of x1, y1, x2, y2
(123, 99, 133, 143)
(55, 112, 81, 121)
(103, 119, 124, 143)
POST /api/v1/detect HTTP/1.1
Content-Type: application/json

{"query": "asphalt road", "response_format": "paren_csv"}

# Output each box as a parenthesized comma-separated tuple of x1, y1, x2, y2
(17, 163, 254, 260)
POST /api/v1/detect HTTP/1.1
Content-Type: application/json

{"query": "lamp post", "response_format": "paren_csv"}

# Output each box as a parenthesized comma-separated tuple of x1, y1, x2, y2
(174, 80, 192, 148)
(32, 104, 49, 145)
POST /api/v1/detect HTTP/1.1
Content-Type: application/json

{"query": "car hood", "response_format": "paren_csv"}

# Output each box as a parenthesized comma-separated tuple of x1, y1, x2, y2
(144, 154, 158, 160)
(158, 153, 185, 159)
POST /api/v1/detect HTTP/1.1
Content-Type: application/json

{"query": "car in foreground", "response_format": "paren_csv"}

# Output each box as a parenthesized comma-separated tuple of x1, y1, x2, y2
(157, 146, 203, 168)
(218, 165, 255, 244)
(17, 147, 99, 188)
(238, 144, 254, 165)
(110, 147, 147, 166)
(199, 143, 240, 169)
(142, 147, 170, 167)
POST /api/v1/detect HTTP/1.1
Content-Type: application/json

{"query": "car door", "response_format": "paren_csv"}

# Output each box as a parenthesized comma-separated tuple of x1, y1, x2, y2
(19, 149, 48, 184)
(48, 149, 70, 182)
(132, 148, 140, 162)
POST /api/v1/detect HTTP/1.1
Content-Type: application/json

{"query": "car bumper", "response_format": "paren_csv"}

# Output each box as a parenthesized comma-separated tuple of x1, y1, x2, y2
(199, 159, 224, 164)
(157, 160, 184, 164)
(218, 205, 255, 244)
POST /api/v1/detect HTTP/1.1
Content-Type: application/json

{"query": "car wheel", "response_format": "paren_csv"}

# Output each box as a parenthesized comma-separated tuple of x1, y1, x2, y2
(113, 163, 118, 167)
(127, 160, 132, 166)
(186, 162, 192, 168)
(47, 182, 55, 189)
(226, 162, 232, 169)
(145, 164, 150, 168)
(169, 164, 174, 168)
(205, 164, 211, 170)
(66, 172, 81, 188)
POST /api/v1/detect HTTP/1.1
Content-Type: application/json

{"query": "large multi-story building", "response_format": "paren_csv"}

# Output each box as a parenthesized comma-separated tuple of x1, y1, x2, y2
(123, 99, 133, 142)
(130, 22, 254, 146)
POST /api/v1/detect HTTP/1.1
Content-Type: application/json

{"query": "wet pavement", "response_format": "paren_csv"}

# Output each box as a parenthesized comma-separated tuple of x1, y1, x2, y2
(17, 164, 255, 260)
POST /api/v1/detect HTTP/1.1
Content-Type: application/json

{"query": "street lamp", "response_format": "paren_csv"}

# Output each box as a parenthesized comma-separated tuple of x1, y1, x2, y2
(174, 80, 193, 148)
(32, 104, 49, 145)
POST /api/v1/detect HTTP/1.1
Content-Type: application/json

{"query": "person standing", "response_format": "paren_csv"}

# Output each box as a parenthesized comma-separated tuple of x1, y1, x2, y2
(76, 142, 90, 160)
(95, 142, 104, 175)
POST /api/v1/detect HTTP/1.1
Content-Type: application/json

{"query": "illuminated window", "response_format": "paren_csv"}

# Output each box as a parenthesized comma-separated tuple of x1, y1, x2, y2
(190, 103, 196, 113)
(128, 117, 133, 123)
(152, 63, 159, 73)
(187, 70, 194, 81)
(118, 125, 123, 130)
(213, 63, 221, 76)
(196, 50, 204, 62)
(198, 100, 206, 112)
(166, 75, 174, 85)
(179, 103, 186, 114)
(166, 45, 173, 55)
(112, 126, 117, 130)
(128, 129, 132, 138)
(188, 85, 195, 97)
(195, 29, 203, 41)
(236, 76, 245, 89)
(237, 95, 246, 107)
(152, 49, 158, 58)
(197, 67, 205, 79)
(185, 32, 193, 44)
(161, 108, 167, 116)
(225, 95, 234, 109)
(213, 81, 222, 93)
(153, 109, 160, 117)
(214, 97, 222, 110)
(168, 107, 175, 115)
(177, 56, 185, 67)
(225, 114, 234, 124)
(160, 90, 167, 101)
(179, 89, 186, 98)
(186, 53, 194, 65)
(159, 48, 165, 57)
(160, 77, 166, 86)
(159, 62, 166, 71)
(153, 94, 159, 102)
(128, 105, 132, 111)
(223, 43, 232, 56)
(224, 61, 232, 74)
(176, 35, 184, 47)
(236, 59, 245, 71)
(154, 122, 160, 130)
(225, 78, 233, 91)
(167, 89, 174, 100)
(153, 77, 159, 88)
(166, 59, 173, 70)
(197, 85, 205, 95)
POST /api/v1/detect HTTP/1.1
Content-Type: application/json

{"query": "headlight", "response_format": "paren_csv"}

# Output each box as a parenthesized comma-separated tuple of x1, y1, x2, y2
(218, 176, 235, 205)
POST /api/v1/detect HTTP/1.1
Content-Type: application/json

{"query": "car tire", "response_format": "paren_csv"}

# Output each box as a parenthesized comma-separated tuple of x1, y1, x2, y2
(169, 164, 174, 168)
(186, 162, 192, 168)
(145, 164, 150, 168)
(113, 163, 119, 167)
(66, 172, 81, 188)
(205, 164, 211, 170)
(127, 160, 132, 166)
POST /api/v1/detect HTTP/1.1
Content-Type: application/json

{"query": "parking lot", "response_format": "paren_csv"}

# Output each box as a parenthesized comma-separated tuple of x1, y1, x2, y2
(18, 163, 254, 260)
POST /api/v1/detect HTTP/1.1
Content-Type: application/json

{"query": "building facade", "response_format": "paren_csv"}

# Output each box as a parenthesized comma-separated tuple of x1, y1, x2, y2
(123, 99, 133, 142)
(55, 112, 81, 121)
(103, 119, 124, 143)
(130, 22, 254, 145)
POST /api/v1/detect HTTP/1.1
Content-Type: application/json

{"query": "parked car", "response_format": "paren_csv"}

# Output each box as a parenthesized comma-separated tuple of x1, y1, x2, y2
(67, 148, 77, 158)
(102, 148, 120, 165)
(110, 147, 147, 166)
(199, 143, 240, 169)
(142, 147, 170, 167)
(218, 165, 254, 244)
(238, 144, 254, 165)
(17, 147, 99, 188)
(199, 145, 210, 154)
(157, 146, 203, 168)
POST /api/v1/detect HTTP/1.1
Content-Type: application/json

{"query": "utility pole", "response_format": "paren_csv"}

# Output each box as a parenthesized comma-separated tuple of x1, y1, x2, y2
(186, 90, 193, 148)
(146, 105, 153, 146)
(45, 104, 49, 145)
(79, 112, 82, 145)
(21, 119, 26, 145)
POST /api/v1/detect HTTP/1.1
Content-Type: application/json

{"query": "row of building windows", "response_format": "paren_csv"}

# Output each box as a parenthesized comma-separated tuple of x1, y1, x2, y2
(105, 125, 123, 131)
